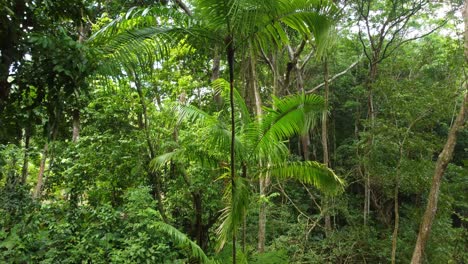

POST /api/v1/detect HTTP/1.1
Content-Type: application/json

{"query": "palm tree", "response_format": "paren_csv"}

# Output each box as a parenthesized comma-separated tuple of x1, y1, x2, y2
(154, 80, 343, 260)
(91, 0, 337, 261)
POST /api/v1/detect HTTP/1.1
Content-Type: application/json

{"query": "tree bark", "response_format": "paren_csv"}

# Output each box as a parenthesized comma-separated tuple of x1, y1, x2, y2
(21, 126, 30, 184)
(296, 63, 310, 161)
(391, 175, 400, 264)
(172, 0, 192, 16)
(72, 11, 85, 143)
(33, 143, 48, 199)
(72, 109, 80, 142)
(193, 191, 203, 247)
(410, 93, 467, 264)
(249, 48, 268, 254)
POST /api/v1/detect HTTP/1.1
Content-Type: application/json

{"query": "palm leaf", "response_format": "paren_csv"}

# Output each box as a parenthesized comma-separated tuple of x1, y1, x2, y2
(212, 78, 252, 126)
(150, 149, 183, 171)
(176, 103, 247, 161)
(175, 103, 218, 125)
(153, 221, 214, 263)
(216, 176, 250, 251)
(251, 93, 325, 155)
(267, 161, 344, 195)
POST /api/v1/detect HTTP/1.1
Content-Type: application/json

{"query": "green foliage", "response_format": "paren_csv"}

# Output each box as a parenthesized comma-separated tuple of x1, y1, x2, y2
(0, 0, 466, 263)
(0, 188, 210, 263)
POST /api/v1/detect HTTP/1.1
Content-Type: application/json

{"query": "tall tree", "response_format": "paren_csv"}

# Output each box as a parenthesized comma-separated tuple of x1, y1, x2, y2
(94, 1, 336, 261)
(410, 1, 468, 262)
(354, 0, 446, 225)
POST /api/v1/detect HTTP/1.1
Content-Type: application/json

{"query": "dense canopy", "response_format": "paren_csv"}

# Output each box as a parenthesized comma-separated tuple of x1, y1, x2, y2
(0, 0, 466, 263)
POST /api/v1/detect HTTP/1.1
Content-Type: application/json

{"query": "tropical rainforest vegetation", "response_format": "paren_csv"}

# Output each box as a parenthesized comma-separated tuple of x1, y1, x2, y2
(0, 0, 466, 263)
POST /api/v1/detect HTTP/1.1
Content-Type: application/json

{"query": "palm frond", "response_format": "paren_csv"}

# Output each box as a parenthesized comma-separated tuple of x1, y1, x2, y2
(176, 103, 247, 161)
(176, 103, 218, 124)
(216, 176, 250, 251)
(226, 0, 337, 56)
(150, 149, 183, 171)
(212, 78, 252, 126)
(251, 93, 325, 155)
(90, 5, 219, 76)
(206, 122, 247, 161)
(267, 161, 344, 195)
(153, 221, 213, 263)
(90, 5, 191, 41)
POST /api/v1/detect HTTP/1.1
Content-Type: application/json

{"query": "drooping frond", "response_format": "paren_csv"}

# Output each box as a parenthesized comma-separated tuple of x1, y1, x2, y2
(150, 149, 183, 171)
(176, 103, 247, 161)
(153, 221, 213, 263)
(267, 161, 344, 195)
(206, 122, 247, 161)
(216, 0, 337, 56)
(216, 176, 250, 251)
(250, 93, 324, 155)
(194, 0, 241, 33)
(90, 6, 189, 40)
(274, 0, 337, 54)
(175, 103, 219, 125)
(90, 5, 219, 76)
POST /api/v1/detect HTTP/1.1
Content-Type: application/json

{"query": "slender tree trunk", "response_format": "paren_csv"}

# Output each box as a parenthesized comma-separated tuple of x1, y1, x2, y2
(173, 0, 192, 16)
(321, 58, 332, 234)
(33, 143, 48, 199)
(250, 48, 268, 254)
(226, 35, 237, 264)
(72, 109, 80, 142)
(193, 192, 203, 246)
(391, 150, 403, 264)
(363, 61, 378, 225)
(296, 66, 311, 160)
(390, 113, 426, 263)
(133, 71, 167, 222)
(410, 87, 467, 263)
(72, 11, 85, 143)
(411, 3, 468, 262)
(257, 49, 283, 253)
(258, 176, 268, 253)
(21, 126, 30, 184)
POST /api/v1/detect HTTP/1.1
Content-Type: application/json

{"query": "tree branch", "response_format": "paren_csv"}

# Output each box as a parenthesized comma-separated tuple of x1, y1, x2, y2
(172, 0, 192, 16)
(307, 55, 363, 94)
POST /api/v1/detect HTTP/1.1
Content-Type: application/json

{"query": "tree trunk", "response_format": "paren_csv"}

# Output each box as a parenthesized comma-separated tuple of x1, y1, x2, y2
(72, 109, 80, 142)
(33, 143, 48, 199)
(21, 126, 30, 184)
(72, 11, 85, 143)
(193, 191, 203, 247)
(296, 64, 311, 160)
(249, 49, 268, 254)
(411, 2, 468, 261)
(363, 61, 378, 225)
(410, 93, 467, 264)
(226, 34, 237, 264)
(133, 71, 167, 222)
(322, 58, 332, 234)
(391, 151, 403, 264)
